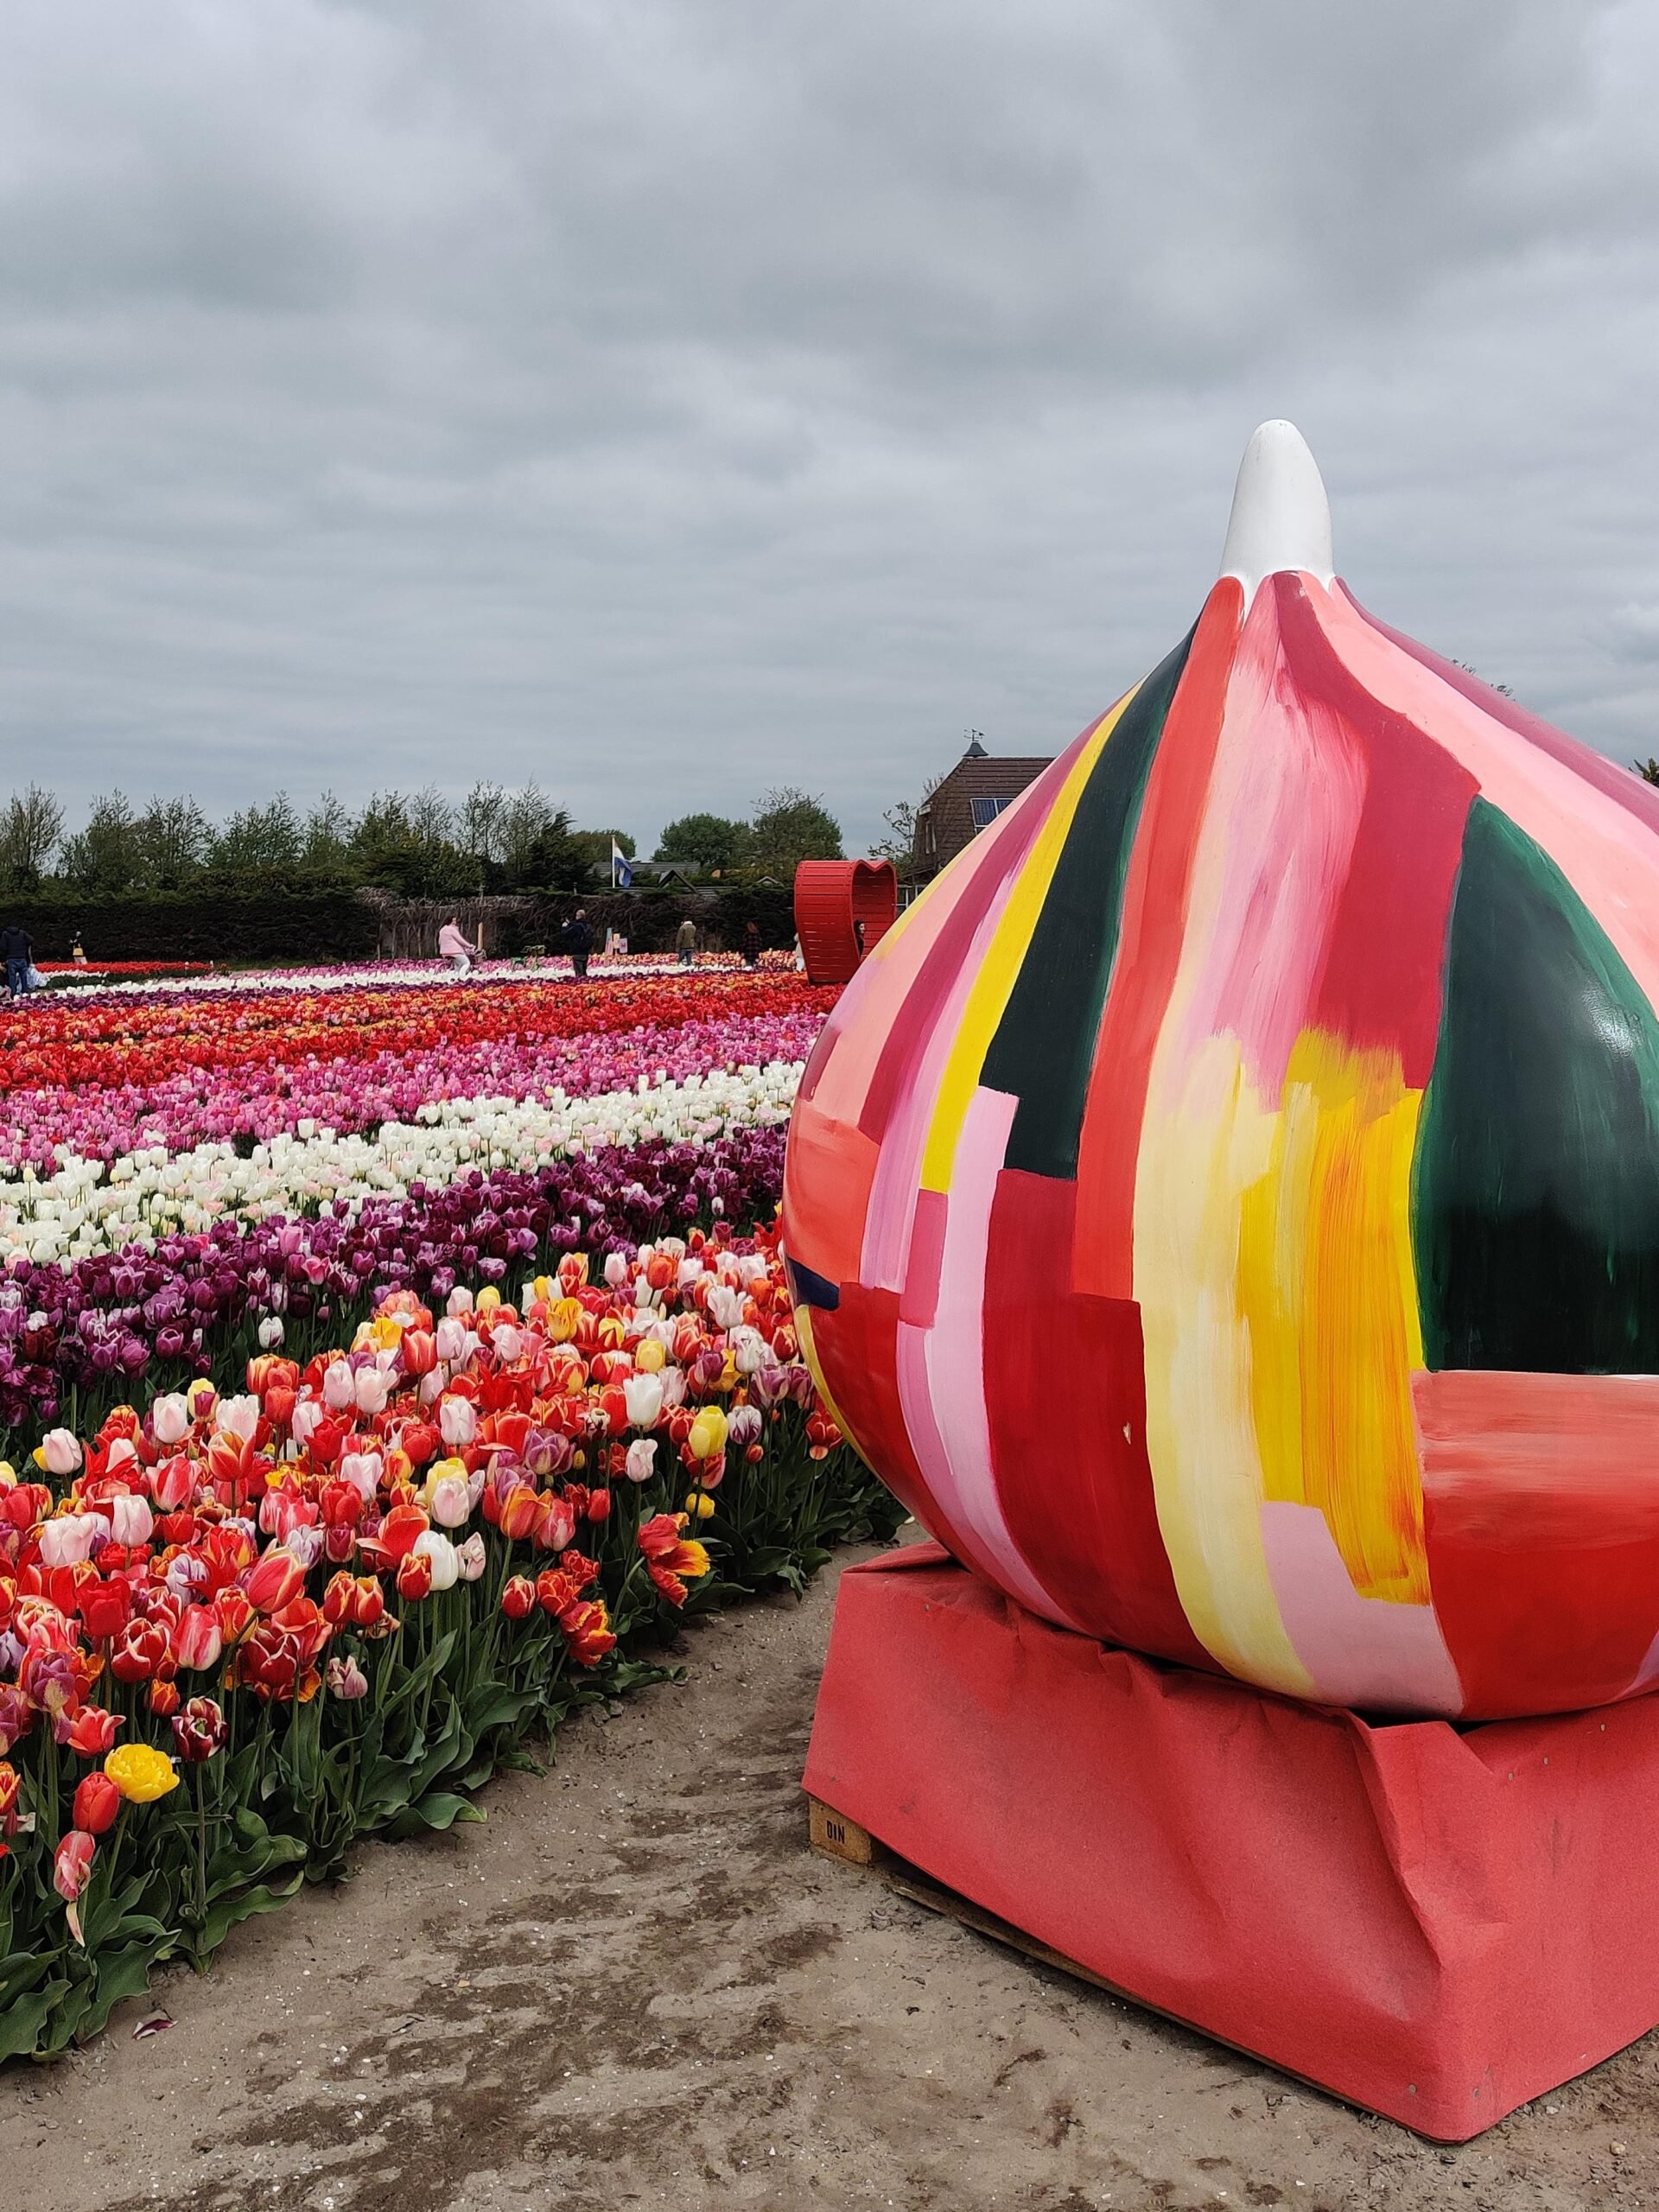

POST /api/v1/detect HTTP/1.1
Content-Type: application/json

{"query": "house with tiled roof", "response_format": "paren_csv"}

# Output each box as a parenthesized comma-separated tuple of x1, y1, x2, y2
(910, 734, 1053, 882)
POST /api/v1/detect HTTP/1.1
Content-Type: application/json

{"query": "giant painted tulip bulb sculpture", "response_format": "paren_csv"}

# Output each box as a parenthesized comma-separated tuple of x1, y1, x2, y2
(783, 421, 1659, 1722)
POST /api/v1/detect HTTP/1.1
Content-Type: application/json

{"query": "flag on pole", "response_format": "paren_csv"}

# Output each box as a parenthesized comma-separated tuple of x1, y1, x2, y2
(611, 840, 633, 889)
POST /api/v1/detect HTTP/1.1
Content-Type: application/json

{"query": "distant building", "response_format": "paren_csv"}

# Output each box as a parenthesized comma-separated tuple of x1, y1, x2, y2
(910, 734, 1053, 881)
(595, 860, 703, 891)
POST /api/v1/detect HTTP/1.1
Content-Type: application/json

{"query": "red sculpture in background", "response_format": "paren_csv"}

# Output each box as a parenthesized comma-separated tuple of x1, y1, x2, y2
(792, 860, 897, 984)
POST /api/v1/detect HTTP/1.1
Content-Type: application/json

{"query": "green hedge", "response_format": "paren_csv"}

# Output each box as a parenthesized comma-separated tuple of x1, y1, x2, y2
(0, 884, 800, 966)
(0, 892, 379, 964)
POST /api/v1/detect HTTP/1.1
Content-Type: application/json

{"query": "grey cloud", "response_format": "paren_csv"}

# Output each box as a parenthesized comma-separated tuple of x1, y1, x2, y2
(1, 0, 1657, 853)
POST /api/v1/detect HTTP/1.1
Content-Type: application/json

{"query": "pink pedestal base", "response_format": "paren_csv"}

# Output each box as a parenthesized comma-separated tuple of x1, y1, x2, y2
(802, 1545, 1659, 2141)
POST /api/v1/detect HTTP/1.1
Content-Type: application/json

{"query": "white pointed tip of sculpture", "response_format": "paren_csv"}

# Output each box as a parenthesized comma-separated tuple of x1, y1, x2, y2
(1218, 419, 1335, 602)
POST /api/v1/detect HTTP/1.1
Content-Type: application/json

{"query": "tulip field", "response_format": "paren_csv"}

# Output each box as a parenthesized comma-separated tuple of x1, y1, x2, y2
(0, 960, 899, 2060)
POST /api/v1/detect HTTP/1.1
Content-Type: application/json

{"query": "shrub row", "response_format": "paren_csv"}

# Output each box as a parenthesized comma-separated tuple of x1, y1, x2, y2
(0, 887, 802, 967)
(2, 893, 379, 966)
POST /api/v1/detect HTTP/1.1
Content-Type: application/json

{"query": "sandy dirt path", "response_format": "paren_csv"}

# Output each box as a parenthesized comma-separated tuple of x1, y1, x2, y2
(3, 1538, 1657, 2211)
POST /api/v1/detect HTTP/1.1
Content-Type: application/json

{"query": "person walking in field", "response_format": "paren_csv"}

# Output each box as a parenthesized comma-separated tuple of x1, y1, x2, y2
(742, 919, 761, 969)
(437, 916, 477, 977)
(562, 907, 594, 980)
(3, 920, 35, 998)
(677, 916, 697, 967)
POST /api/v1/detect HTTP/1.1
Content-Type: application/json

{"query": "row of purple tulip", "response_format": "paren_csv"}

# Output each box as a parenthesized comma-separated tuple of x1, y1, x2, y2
(0, 1127, 787, 1446)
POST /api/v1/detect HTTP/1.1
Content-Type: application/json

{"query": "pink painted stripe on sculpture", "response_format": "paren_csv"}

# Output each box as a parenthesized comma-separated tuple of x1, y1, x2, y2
(1260, 1503, 1463, 1717)
(1169, 578, 1366, 1102)
(1341, 585, 1659, 842)
(910, 1084, 1077, 1628)
(893, 1323, 1013, 1598)
(1624, 1626, 1659, 1700)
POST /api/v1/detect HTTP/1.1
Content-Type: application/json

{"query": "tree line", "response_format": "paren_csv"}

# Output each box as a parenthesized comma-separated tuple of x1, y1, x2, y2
(1, 782, 845, 902)
(654, 790, 843, 871)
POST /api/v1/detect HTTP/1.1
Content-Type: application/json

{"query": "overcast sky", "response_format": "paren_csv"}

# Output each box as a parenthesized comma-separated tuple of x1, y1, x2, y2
(3, 2, 1658, 855)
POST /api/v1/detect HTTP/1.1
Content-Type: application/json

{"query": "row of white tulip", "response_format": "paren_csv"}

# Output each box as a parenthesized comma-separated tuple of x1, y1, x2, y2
(0, 1061, 804, 1268)
(43, 956, 730, 1002)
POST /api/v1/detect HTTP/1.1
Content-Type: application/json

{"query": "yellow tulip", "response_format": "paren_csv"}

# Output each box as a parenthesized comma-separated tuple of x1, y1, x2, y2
(476, 1287, 502, 1313)
(633, 1339, 666, 1375)
(687, 1407, 728, 1462)
(420, 1453, 467, 1503)
(683, 1491, 716, 1522)
(105, 1744, 181, 1804)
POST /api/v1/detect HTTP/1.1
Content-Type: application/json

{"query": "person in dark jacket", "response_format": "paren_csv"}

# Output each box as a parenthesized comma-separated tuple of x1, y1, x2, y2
(2, 921, 33, 999)
(742, 919, 761, 969)
(562, 908, 594, 980)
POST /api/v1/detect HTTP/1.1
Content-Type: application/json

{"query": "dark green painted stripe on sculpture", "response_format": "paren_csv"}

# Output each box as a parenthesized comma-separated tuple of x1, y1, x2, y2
(982, 628, 1193, 1180)
(1413, 797, 1659, 1372)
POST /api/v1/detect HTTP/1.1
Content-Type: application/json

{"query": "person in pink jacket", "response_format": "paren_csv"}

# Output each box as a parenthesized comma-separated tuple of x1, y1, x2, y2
(437, 918, 477, 976)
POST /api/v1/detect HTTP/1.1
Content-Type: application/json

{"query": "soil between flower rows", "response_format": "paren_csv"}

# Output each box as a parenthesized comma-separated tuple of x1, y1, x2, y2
(3, 1536, 1655, 2212)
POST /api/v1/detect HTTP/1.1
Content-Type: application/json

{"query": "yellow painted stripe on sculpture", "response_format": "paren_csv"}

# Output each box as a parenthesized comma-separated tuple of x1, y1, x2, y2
(1236, 1033, 1430, 1603)
(794, 1308, 868, 1471)
(918, 690, 1135, 1194)
(1271, 1033, 1428, 1601)
(1134, 1032, 1317, 1694)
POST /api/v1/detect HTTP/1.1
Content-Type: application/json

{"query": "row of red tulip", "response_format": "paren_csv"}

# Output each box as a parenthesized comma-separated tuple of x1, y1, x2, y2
(0, 1225, 890, 2057)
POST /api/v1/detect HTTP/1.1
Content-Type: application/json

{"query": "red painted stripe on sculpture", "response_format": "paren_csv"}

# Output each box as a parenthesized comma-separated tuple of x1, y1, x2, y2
(902, 1087, 1077, 1624)
(1275, 575, 1478, 1085)
(1071, 578, 1242, 1300)
(1308, 582, 1659, 1020)
(780, 1112, 879, 1289)
(808, 1281, 968, 1558)
(898, 1188, 948, 1328)
(1414, 1369, 1659, 1717)
(984, 1166, 1211, 1665)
